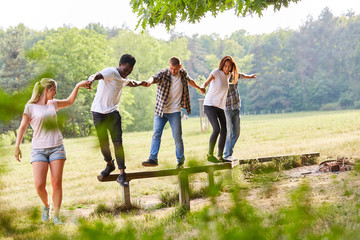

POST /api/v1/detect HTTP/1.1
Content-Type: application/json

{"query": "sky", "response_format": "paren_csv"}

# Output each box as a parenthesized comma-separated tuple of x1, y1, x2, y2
(1, 0, 359, 40)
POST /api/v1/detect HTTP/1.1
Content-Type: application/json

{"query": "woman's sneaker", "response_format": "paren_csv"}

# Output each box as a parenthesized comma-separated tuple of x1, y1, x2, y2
(101, 160, 116, 177)
(223, 156, 237, 162)
(207, 155, 221, 164)
(53, 215, 63, 225)
(42, 205, 51, 221)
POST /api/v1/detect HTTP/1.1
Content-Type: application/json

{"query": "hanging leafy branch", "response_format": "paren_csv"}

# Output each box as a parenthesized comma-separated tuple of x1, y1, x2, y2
(130, 0, 301, 30)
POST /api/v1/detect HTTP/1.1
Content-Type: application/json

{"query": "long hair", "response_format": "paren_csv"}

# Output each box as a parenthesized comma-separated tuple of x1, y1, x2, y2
(28, 78, 56, 104)
(218, 56, 239, 84)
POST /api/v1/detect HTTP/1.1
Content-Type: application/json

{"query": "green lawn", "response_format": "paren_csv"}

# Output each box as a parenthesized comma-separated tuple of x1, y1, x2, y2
(1, 110, 359, 239)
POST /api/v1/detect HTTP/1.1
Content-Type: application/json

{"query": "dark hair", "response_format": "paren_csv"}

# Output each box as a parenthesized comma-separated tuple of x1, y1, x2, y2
(119, 54, 136, 67)
(169, 56, 181, 66)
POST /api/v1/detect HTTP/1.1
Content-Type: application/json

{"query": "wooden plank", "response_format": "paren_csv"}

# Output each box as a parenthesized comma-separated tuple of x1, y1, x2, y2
(236, 152, 320, 165)
(97, 162, 232, 182)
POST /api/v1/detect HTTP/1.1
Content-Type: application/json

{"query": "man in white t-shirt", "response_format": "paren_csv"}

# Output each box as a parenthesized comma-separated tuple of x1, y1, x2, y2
(88, 54, 149, 186)
(141, 57, 205, 169)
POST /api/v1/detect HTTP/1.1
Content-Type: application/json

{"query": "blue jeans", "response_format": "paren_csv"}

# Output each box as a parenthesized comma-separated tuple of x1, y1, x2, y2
(224, 109, 241, 158)
(149, 112, 184, 163)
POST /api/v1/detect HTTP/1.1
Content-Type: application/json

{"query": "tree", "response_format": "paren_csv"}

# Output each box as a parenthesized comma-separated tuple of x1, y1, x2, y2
(130, 0, 301, 31)
(29, 27, 112, 137)
(0, 24, 40, 138)
(109, 30, 191, 131)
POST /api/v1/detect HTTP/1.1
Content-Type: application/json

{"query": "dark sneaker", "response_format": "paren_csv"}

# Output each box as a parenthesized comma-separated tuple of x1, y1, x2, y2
(176, 161, 184, 169)
(116, 173, 129, 187)
(142, 159, 158, 167)
(101, 160, 116, 177)
(207, 155, 221, 164)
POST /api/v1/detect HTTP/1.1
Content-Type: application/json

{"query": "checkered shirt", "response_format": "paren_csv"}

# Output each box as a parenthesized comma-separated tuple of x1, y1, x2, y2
(153, 68, 192, 116)
(226, 75, 242, 111)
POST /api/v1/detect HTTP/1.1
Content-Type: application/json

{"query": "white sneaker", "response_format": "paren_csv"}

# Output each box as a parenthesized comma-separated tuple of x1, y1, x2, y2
(53, 215, 63, 225)
(223, 156, 237, 161)
(42, 204, 51, 222)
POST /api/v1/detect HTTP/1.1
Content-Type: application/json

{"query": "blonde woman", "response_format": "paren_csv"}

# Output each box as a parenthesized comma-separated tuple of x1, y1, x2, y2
(14, 78, 88, 224)
(202, 56, 239, 163)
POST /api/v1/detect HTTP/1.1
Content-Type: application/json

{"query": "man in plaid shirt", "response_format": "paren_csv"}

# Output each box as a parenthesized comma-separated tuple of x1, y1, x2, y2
(142, 57, 205, 169)
(223, 73, 257, 161)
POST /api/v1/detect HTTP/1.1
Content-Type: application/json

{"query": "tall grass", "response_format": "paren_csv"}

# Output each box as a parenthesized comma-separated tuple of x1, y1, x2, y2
(1, 110, 359, 239)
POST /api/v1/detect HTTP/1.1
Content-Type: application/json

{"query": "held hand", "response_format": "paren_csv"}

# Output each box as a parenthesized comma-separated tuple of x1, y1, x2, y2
(15, 147, 22, 162)
(77, 80, 90, 88)
(143, 81, 151, 87)
(86, 74, 96, 89)
(200, 87, 206, 94)
(86, 81, 94, 90)
(251, 74, 257, 79)
(142, 81, 151, 87)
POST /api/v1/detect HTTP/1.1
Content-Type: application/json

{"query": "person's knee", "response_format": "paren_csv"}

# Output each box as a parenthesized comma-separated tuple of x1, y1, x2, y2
(173, 135, 183, 144)
(152, 132, 162, 140)
(51, 178, 62, 190)
(213, 127, 220, 135)
(113, 140, 123, 146)
(34, 182, 46, 193)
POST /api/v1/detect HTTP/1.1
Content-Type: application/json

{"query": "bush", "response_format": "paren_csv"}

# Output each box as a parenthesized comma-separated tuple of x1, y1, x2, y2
(320, 102, 342, 111)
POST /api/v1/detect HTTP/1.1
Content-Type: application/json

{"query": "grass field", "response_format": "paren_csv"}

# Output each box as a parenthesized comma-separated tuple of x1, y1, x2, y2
(1, 110, 360, 239)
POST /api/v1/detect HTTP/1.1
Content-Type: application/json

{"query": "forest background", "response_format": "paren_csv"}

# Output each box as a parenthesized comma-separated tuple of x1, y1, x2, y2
(0, 7, 359, 140)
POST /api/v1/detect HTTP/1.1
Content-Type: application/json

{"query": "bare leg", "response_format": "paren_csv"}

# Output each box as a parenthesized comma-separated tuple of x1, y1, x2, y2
(32, 162, 50, 208)
(49, 159, 65, 216)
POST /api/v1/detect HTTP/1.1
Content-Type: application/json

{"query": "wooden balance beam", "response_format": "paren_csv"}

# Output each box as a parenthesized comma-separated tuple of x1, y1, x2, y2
(97, 152, 320, 210)
(98, 163, 233, 210)
(234, 152, 320, 165)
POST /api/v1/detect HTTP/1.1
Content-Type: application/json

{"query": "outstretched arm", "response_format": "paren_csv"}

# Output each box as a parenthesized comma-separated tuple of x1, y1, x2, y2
(57, 80, 88, 109)
(240, 73, 257, 79)
(188, 79, 205, 94)
(14, 114, 30, 162)
(127, 79, 151, 87)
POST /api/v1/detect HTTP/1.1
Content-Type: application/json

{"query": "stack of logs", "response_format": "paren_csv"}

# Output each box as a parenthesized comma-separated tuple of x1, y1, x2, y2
(319, 157, 354, 172)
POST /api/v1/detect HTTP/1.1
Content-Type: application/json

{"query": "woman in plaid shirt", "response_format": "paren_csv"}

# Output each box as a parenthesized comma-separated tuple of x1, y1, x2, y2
(223, 73, 257, 161)
(201, 56, 239, 163)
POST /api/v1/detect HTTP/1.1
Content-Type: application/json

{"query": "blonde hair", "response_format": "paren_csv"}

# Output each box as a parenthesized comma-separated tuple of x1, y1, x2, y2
(219, 56, 239, 84)
(28, 78, 56, 104)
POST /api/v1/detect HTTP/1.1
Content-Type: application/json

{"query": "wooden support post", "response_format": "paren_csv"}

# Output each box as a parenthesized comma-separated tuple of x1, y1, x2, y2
(228, 168, 233, 181)
(208, 169, 214, 188)
(178, 171, 190, 210)
(122, 184, 131, 209)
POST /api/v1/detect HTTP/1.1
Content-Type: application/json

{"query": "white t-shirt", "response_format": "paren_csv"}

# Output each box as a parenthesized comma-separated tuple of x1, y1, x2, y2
(204, 69, 230, 109)
(91, 67, 130, 114)
(24, 100, 63, 149)
(164, 73, 182, 113)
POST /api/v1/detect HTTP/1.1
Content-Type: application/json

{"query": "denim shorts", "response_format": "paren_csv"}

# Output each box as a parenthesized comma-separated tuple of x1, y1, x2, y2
(30, 144, 67, 163)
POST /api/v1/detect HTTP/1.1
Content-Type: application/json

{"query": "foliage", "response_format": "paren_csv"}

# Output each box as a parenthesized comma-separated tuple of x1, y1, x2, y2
(2, 9, 360, 137)
(28, 27, 112, 137)
(110, 30, 191, 131)
(130, 0, 301, 31)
